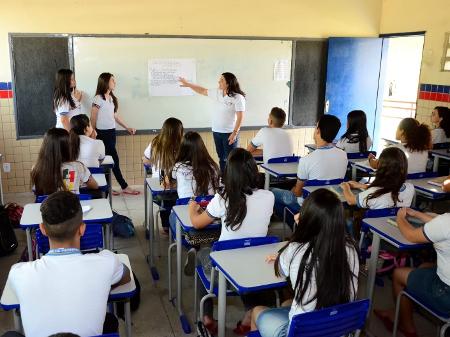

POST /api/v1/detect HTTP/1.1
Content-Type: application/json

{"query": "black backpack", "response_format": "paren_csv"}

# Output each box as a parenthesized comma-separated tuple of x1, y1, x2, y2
(0, 205, 18, 256)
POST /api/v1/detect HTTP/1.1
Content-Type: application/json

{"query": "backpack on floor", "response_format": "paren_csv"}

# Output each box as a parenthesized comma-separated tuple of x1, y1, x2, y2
(112, 211, 135, 238)
(0, 204, 19, 256)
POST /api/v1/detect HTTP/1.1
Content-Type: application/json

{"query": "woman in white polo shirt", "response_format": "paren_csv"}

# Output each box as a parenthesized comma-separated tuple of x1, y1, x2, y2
(53, 69, 83, 131)
(90, 73, 139, 195)
(179, 73, 246, 173)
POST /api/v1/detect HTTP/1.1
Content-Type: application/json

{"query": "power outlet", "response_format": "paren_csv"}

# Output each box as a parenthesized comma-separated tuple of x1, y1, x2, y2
(3, 163, 11, 173)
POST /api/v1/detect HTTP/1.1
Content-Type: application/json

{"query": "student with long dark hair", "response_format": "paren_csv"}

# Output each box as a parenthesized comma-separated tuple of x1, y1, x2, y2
(431, 106, 450, 144)
(179, 73, 246, 173)
(31, 128, 98, 196)
(91, 73, 139, 195)
(336, 110, 371, 153)
(189, 148, 274, 334)
(250, 189, 359, 337)
(369, 118, 431, 173)
(69, 114, 105, 168)
(53, 69, 82, 131)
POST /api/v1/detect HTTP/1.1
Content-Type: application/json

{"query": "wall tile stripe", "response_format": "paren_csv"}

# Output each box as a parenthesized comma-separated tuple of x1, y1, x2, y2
(419, 83, 450, 102)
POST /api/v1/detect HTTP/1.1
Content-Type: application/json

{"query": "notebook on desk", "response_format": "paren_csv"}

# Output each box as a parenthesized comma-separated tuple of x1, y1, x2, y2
(329, 185, 362, 197)
(387, 216, 425, 228)
(427, 176, 447, 187)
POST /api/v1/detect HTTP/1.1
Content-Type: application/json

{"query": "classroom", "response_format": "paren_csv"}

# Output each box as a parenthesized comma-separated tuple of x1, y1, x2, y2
(0, 0, 450, 336)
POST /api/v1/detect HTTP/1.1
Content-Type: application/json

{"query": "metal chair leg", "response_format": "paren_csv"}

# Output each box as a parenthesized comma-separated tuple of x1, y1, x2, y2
(393, 291, 403, 337)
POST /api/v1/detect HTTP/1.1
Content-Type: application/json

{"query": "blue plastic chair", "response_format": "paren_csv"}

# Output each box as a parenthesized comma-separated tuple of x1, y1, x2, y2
(35, 193, 92, 203)
(304, 178, 345, 187)
(346, 151, 377, 159)
(267, 155, 300, 164)
(35, 223, 104, 256)
(394, 290, 450, 337)
(194, 236, 281, 324)
(249, 299, 370, 337)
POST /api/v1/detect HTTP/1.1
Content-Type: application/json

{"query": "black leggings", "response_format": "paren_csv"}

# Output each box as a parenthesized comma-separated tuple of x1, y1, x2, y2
(96, 128, 128, 190)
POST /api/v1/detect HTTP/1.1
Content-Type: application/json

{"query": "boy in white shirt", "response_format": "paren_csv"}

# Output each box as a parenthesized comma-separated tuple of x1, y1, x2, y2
(2, 191, 130, 337)
(272, 115, 347, 221)
(247, 107, 293, 163)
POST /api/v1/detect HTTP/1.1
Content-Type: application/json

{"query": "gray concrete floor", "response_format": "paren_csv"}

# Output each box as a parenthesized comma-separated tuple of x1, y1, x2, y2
(0, 187, 444, 336)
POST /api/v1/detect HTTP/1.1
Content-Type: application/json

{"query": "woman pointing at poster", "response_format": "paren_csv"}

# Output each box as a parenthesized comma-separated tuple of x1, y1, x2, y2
(179, 73, 245, 173)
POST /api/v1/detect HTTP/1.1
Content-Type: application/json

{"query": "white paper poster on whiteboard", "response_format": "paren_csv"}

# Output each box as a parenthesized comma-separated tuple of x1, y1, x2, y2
(148, 58, 196, 96)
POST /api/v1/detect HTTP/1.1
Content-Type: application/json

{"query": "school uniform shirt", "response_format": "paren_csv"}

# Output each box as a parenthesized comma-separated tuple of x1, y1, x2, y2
(143, 143, 160, 179)
(54, 95, 82, 129)
(207, 88, 245, 133)
(205, 189, 274, 241)
(431, 128, 450, 144)
(171, 162, 215, 199)
(279, 242, 359, 321)
(391, 143, 428, 174)
(5, 249, 124, 337)
(62, 161, 91, 194)
(250, 127, 293, 163)
(78, 135, 105, 168)
(335, 135, 372, 153)
(356, 183, 415, 209)
(423, 213, 450, 286)
(92, 94, 116, 130)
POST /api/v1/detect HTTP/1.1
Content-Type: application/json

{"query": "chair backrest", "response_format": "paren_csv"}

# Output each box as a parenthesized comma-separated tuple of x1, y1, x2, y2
(36, 223, 103, 255)
(35, 193, 92, 203)
(364, 207, 399, 218)
(176, 195, 215, 206)
(346, 151, 376, 159)
(212, 236, 280, 252)
(433, 142, 450, 150)
(304, 178, 344, 187)
(407, 171, 439, 180)
(87, 167, 105, 174)
(287, 299, 370, 337)
(267, 155, 300, 164)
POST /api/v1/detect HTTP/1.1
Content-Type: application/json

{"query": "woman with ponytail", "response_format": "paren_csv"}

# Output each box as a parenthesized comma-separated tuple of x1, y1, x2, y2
(53, 69, 83, 131)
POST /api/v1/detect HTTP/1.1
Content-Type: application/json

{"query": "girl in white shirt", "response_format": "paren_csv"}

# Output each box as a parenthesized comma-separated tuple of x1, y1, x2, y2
(69, 114, 105, 168)
(250, 189, 359, 337)
(31, 128, 98, 196)
(431, 106, 450, 144)
(53, 69, 83, 131)
(336, 110, 372, 153)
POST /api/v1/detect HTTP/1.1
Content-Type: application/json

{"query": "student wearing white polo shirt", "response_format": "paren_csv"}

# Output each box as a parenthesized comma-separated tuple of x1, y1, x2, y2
(272, 115, 347, 220)
(2, 191, 131, 337)
(69, 114, 105, 168)
(91, 73, 139, 195)
(53, 69, 83, 131)
(179, 73, 246, 173)
(430, 106, 450, 144)
(374, 209, 450, 337)
(335, 110, 372, 153)
(247, 107, 293, 163)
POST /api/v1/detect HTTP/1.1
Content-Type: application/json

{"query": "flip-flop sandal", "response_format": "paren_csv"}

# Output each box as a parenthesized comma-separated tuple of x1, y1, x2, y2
(122, 189, 140, 195)
(112, 190, 121, 196)
(233, 321, 251, 336)
(373, 309, 394, 332)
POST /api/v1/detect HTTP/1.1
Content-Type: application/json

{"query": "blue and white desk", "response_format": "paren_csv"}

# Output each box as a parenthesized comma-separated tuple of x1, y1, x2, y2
(20, 198, 113, 261)
(430, 149, 450, 172)
(1, 254, 136, 337)
(260, 162, 298, 189)
(303, 184, 360, 203)
(100, 155, 115, 206)
(407, 176, 449, 200)
(210, 241, 287, 337)
(349, 159, 375, 181)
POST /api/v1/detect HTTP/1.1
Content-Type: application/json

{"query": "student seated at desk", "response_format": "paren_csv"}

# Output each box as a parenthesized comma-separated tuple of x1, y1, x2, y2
(189, 148, 275, 335)
(368, 118, 431, 174)
(272, 115, 347, 217)
(31, 128, 98, 196)
(374, 209, 450, 337)
(335, 110, 372, 153)
(2, 191, 130, 337)
(247, 107, 293, 163)
(442, 175, 450, 193)
(69, 114, 105, 168)
(250, 189, 359, 337)
(431, 106, 450, 144)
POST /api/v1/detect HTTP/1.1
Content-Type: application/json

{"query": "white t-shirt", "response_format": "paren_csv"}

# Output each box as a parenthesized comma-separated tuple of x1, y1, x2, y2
(279, 242, 359, 321)
(431, 128, 450, 144)
(55, 94, 82, 129)
(423, 213, 450, 285)
(251, 127, 293, 163)
(93, 94, 116, 130)
(205, 189, 274, 241)
(336, 135, 372, 153)
(143, 143, 160, 178)
(78, 135, 105, 168)
(391, 143, 428, 174)
(5, 249, 124, 337)
(356, 183, 415, 209)
(172, 162, 215, 199)
(62, 161, 91, 194)
(207, 88, 245, 133)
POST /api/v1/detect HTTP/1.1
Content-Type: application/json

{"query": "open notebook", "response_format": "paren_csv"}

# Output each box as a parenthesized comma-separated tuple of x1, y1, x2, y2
(427, 176, 447, 187)
(82, 205, 92, 214)
(329, 185, 362, 197)
(387, 216, 425, 228)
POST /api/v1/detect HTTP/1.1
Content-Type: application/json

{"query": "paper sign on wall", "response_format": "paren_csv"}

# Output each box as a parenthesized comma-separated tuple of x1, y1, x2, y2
(273, 59, 290, 81)
(148, 58, 196, 96)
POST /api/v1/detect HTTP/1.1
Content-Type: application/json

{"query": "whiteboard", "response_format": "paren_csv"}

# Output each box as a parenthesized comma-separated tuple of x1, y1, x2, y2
(73, 37, 292, 130)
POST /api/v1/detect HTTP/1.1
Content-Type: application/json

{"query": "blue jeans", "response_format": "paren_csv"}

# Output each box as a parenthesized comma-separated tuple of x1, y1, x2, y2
(256, 306, 290, 337)
(213, 132, 238, 173)
(271, 188, 301, 227)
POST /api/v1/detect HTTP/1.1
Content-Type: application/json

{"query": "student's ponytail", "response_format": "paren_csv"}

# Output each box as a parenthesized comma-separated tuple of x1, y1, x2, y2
(69, 114, 91, 161)
(399, 118, 431, 152)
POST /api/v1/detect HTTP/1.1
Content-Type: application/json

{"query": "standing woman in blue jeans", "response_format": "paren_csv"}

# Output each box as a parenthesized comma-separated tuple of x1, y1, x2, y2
(179, 73, 246, 173)
(91, 73, 139, 195)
